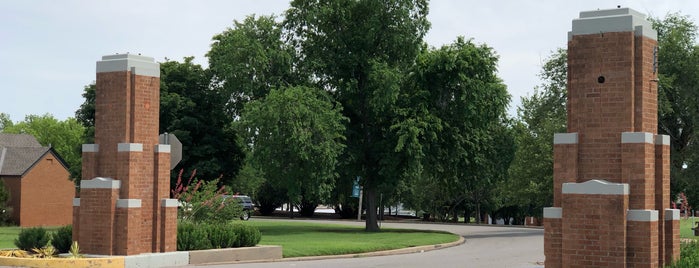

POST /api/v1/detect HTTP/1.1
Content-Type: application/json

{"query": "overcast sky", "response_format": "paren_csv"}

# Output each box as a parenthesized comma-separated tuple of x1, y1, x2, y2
(2, 1, 698, 122)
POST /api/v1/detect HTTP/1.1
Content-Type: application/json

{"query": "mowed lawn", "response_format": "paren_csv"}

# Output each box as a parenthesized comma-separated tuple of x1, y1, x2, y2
(249, 220, 460, 258)
(0, 220, 460, 258)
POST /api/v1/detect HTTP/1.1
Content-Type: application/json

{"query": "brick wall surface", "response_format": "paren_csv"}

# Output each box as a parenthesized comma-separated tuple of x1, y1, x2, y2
(622, 140, 656, 210)
(78, 188, 119, 255)
(18, 153, 74, 227)
(627, 220, 659, 268)
(567, 32, 637, 183)
(553, 143, 578, 207)
(665, 219, 680, 264)
(561, 193, 628, 267)
(544, 217, 562, 267)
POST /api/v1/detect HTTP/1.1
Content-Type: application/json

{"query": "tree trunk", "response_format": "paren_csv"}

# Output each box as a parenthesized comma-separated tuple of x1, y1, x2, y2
(475, 203, 481, 224)
(364, 187, 380, 231)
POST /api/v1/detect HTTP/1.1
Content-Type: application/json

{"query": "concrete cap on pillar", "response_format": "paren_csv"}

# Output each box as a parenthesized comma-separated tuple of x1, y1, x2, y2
(569, 7, 657, 41)
(97, 53, 160, 77)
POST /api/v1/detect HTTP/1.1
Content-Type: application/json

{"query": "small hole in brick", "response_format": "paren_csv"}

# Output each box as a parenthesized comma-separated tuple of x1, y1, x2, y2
(598, 76, 605, 83)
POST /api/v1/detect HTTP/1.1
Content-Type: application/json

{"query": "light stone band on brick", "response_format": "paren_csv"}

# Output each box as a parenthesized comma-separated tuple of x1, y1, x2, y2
(569, 8, 657, 40)
(665, 209, 680, 220)
(627, 209, 658, 222)
(82, 144, 99, 153)
(656, 134, 670, 145)
(553, 133, 578, 144)
(562, 179, 629, 195)
(155, 144, 171, 153)
(97, 54, 160, 77)
(73, 198, 80, 207)
(161, 199, 179, 207)
(118, 143, 143, 152)
(81, 177, 121, 189)
(621, 132, 654, 144)
(116, 199, 142, 208)
(543, 207, 562, 219)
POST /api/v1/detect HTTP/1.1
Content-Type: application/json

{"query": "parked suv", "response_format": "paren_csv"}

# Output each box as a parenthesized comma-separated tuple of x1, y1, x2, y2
(225, 195, 254, 220)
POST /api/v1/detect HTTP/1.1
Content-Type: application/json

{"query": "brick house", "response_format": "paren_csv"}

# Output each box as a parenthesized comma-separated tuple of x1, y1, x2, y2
(0, 133, 75, 227)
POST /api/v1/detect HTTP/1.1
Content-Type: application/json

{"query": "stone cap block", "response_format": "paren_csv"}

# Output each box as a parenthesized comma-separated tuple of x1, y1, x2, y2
(627, 209, 658, 222)
(155, 144, 171, 153)
(554, 133, 578, 144)
(116, 199, 142, 208)
(161, 199, 179, 207)
(621, 132, 654, 144)
(570, 7, 656, 40)
(543, 207, 562, 219)
(81, 177, 121, 189)
(665, 209, 680, 220)
(82, 144, 99, 153)
(97, 54, 160, 77)
(562, 179, 629, 195)
(118, 143, 143, 152)
(656, 134, 670, 145)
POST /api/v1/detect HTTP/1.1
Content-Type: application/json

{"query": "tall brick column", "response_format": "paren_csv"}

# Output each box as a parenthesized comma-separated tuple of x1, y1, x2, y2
(73, 54, 178, 255)
(544, 8, 679, 267)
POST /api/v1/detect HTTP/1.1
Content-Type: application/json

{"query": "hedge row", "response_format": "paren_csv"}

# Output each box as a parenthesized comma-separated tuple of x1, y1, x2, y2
(177, 221, 261, 251)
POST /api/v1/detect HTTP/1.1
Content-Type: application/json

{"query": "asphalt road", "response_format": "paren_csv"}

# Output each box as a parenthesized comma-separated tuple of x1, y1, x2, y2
(183, 219, 545, 268)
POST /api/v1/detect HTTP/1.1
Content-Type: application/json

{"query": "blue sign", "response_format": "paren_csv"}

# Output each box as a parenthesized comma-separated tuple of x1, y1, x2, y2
(351, 176, 360, 197)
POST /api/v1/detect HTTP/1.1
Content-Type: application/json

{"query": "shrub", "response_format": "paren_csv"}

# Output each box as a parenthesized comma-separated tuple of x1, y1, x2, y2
(177, 221, 211, 251)
(206, 222, 238, 249)
(256, 181, 285, 216)
(51, 225, 72, 253)
(14, 227, 49, 251)
(669, 241, 699, 267)
(172, 170, 244, 223)
(233, 224, 261, 247)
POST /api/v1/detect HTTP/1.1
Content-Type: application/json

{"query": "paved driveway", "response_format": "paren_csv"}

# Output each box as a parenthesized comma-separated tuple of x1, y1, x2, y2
(183, 219, 544, 268)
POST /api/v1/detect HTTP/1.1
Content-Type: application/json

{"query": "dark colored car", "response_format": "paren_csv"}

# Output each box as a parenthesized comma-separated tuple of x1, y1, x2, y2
(226, 195, 254, 220)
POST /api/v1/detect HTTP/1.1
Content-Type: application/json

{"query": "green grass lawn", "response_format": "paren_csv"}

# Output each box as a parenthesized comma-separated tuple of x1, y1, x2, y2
(681, 218, 699, 240)
(0, 221, 458, 258)
(249, 220, 459, 258)
(0, 226, 20, 249)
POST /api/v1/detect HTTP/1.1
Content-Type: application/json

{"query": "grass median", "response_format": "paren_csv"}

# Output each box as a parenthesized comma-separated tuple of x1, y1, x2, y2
(249, 220, 460, 258)
(0, 220, 460, 258)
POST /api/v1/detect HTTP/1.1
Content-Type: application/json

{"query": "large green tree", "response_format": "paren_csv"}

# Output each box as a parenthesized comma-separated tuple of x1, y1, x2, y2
(208, 15, 298, 117)
(284, 0, 430, 231)
(238, 86, 346, 217)
(402, 38, 512, 223)
(651, 14, 699, 206)
(504, 48, 566, 219)
(2, 114, 85, 182)
(159, 57, 245, 185)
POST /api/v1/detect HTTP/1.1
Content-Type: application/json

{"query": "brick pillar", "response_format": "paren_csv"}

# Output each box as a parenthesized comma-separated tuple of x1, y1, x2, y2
(546, 8, 677, 267)
(553, 133, 578, 207)
(621, 133, 655, 210)
(160, 199, 178, 252)
(77, 178, 120, 255)
(74, 54, 175, 255)
(72, 198, 80, 243)
(543, 208, 562, 267)
(655, 135, 671, 265)
(627, 210, 659, 268)
(114, 199, 142, 255)
(561, 180, 628, 267)
(664, 209, 680, 264)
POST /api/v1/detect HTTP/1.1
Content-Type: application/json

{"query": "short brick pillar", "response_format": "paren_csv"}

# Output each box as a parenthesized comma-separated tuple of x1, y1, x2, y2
(544, 8, 680, 267)
(73, 54, 178, 255)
